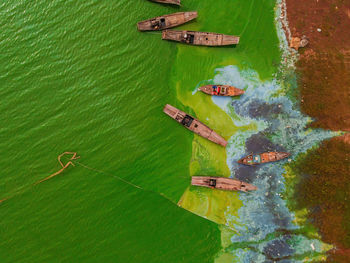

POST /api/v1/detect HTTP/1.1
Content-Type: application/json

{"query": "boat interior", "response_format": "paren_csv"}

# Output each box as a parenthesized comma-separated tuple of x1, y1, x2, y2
(181, 115, 194, 127)
(209, 179, 216, 187)
(182, 33, 194, 44)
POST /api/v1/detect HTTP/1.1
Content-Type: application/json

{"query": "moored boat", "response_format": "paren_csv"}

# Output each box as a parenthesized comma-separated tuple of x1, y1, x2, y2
(162, 30, 240, 46)
(137, 12, 197, 31)
(149, 0, 181, 6)
(163, 104, 227, 147)
(191, 176, 257, 192)
(199, 85, 244, 96)
(238, 152, 290, 166)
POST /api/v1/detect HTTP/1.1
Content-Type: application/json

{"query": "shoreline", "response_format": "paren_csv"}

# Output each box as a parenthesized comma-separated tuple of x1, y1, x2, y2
(283, 0, 350, 261)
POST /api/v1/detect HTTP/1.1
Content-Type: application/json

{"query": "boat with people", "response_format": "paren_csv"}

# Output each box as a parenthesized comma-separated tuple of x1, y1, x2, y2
(163, 104, 227, 147)
(238, 152, 290, 165)
(191, 176, 257, 192)
(137, 12, 197, 31)
(149, 0, 181, 5)
(199, 85, 244, 96)
(162, 30, 240, 46)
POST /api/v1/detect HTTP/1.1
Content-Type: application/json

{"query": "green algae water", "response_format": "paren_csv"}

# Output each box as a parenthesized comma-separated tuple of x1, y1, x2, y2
(0, 0, 336, 262)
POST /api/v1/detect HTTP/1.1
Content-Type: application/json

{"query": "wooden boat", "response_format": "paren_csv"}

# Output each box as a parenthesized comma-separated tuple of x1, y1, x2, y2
(162, 30, 240, 46)
(238, 152, 290, 166)
(137, 12, 197, 31)
(199, 85, 244, 97)
(149, 0, 181, 6)
(191, 176, 257, 192)
(163, 104, 227, 147)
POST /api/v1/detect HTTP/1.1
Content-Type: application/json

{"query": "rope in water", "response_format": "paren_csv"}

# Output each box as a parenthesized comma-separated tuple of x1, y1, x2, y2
(73, 159, 143, 190)
(0, 151, 236, 233)
(0, 152, 80, 203)
(35, 152, 80, 184)
(0, 152, 160, 204)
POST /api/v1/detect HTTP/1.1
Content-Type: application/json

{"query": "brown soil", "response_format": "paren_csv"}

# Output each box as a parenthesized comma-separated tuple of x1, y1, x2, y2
(286, 0, 350, 132)
(290, 137, 350, 262)
(285, 1, 350, 261)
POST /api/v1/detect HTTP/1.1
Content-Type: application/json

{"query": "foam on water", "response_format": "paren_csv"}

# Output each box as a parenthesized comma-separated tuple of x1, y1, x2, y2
(207, 65, 336, 261)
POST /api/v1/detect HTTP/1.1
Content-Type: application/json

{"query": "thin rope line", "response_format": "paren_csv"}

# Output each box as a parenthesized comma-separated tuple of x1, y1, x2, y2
(74, 160, 143, 190)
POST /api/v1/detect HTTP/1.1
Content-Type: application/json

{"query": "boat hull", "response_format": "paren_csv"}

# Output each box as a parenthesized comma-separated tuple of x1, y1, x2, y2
(149, 0, 181, 5)
(199, 85, 244, 96)
(162, 30, 240, 46)
(163, 104, 227, 147)
(191, 176, 257, 192)
(238, 152, 290, 166)
(137, 12, 197, 31)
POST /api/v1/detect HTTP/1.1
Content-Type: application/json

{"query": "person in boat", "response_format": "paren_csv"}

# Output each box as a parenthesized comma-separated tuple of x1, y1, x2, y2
(213, 85, 221, 95)
(151, 20, 160, 30)
(182, 33, 188, 42)
(182, 33, 194, 44)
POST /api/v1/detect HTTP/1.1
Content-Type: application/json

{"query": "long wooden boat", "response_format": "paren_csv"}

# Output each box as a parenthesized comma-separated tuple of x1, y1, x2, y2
(199, 85, 244, 97)
(137, 12, 197, 31)
(162, 30, 240, 46)
(163, 104, 227, 147)
(149, 0, 180, 6)
(238, 152, 290, 166)
(191, 176, 257, 192)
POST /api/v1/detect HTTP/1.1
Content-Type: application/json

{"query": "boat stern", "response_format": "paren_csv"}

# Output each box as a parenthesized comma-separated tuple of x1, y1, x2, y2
(237, 155, 255, 166)
(222, 35, 240, 45)
(198, 85, 213, 95)
(163, 104, 178, 119)
(162, 30, 167, 39)
(235, 88, 245, 96)
(276, 152, 291, 160)
(137, 21, 149, 31)
(208, 132, 228, 147)
(185, 11, 198, 21)
(240, 181, 258, 192)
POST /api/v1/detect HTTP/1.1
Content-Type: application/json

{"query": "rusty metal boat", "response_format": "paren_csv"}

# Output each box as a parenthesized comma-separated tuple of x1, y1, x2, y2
(191, 176, 257, 192)
(199, 85, 244, 97)
(238, 152, 290, 166)
(163, 104, 227, 147)
(162, 30, 240, 46)
(149, 0, 181, 5)
(137, 12, 197, 31)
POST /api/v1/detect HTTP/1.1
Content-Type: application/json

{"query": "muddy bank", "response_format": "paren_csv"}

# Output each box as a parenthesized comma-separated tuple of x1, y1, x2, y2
(286, 0, 350, 132)
(285, 0, 350, 261)
(287, 137, 350, 262)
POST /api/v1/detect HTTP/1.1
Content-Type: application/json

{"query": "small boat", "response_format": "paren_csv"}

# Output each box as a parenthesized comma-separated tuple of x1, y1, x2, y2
(191, 176, 257, 192)
(199, 85, 244, 97)
(162, 30, 240, 46)
(238, 152, 290, 166)
(137, 12, 197, 31)
(163, 104, 227, 147)
(149, 0, 181, 6)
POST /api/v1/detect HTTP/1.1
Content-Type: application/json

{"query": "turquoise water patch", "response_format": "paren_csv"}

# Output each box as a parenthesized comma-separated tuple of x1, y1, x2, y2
(208, 65, 336, 261)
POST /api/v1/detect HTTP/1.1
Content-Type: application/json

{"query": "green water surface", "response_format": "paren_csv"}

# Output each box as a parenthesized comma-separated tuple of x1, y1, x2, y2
(0, 0, 280, 262)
